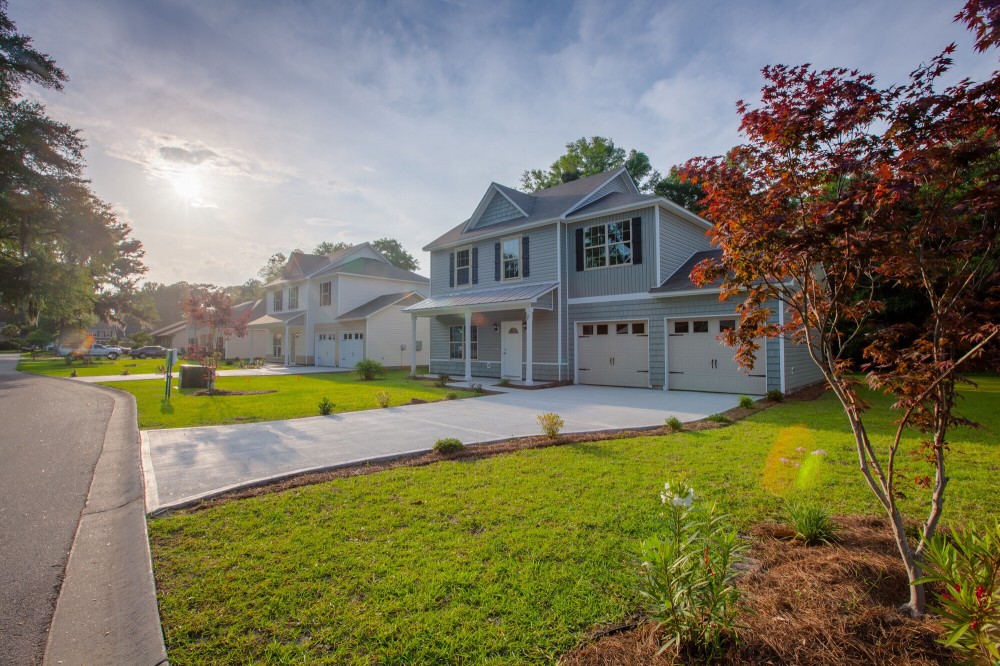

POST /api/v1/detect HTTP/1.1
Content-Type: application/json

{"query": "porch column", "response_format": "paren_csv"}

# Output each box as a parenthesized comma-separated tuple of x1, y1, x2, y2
(410, 315, 417, 376)
(284, 322, 290, 366)
(463, 309, 472, 381)
(525, 306, 534, 384)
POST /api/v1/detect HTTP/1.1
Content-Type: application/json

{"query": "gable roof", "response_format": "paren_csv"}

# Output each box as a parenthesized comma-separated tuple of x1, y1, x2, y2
(267, 242, 402, 286)
(649, 249, 724, 294)
(336, 291, 425, 321)
(313, 257, 429, 283)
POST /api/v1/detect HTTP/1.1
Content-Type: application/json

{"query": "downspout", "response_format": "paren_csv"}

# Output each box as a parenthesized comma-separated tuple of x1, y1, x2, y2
(556, 222, 562, 382)
(778, 303, 786, 394)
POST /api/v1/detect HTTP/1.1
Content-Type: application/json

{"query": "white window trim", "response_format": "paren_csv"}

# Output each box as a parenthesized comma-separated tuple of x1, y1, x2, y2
(273, 289, 283, 312)
(320, 281, 332, 306)
(454, 246, 472, 288)
(500, 235, 522, 283)
(288, 285, 299, 310)
(448, 324, 478, 360)
(582, 220, 633, 271)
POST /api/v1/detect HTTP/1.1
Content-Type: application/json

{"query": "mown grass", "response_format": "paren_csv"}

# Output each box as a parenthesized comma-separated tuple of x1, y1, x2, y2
(17, 354, 196, 377)
(150, 377, 999, 665)
(112, 369, 474, 429)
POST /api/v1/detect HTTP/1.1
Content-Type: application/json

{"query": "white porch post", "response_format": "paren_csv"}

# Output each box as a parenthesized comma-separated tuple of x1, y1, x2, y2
(284, 323, 290, 366)
(525, 305, 534, 384)
(463, 309, 472, 381)
(410, 315, 418, 376)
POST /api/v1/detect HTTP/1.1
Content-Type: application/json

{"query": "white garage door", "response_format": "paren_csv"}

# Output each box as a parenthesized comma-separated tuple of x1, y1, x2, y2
(577, 321, 649, 388)
(667, 317, 765, 394)
(339, 332, 364, 368)
(316, 333, 336, 367)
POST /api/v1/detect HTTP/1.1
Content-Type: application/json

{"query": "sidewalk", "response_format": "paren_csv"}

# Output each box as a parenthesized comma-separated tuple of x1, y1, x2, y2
(73, 363, 348, 383)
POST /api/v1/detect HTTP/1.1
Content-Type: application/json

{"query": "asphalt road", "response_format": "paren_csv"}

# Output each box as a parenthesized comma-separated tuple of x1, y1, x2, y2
(0, 355, 113, 665)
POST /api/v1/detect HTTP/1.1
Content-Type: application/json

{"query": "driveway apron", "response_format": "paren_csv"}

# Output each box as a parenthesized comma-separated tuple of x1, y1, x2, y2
(143, 385, 740, 513)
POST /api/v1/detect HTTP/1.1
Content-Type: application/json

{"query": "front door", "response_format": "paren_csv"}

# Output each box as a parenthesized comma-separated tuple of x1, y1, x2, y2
(501, 320, 522, 380)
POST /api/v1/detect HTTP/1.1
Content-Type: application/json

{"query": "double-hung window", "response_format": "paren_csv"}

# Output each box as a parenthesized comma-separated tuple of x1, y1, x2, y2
(583, 221, 632, 269)
(288, 286, 299, 309)
(320, 281, 331, 306)
(449, 325, 478, 359)
(455, 248, 471, 286)
(273, 290, 283, 312)
(501, 237, 520, 281)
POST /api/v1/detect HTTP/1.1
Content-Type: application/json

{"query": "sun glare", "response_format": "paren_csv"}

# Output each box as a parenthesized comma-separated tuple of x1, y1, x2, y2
(170, 170, 201, 200)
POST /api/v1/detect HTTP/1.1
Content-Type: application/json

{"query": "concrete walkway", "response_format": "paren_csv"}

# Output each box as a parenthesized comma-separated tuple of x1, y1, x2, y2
(73, 363, 347, 383)
(142, 386, 740, 513)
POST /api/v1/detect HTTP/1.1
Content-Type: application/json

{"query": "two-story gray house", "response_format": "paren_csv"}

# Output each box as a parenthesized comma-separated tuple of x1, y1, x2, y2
(403, 168, 822, 394)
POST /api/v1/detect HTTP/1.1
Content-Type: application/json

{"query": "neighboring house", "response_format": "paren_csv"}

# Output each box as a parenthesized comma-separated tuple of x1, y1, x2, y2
(249, 243, 430, 367)
(150, 299, 271, 359)
(61, 318, 147, 348)
(403, 167, 823, 394)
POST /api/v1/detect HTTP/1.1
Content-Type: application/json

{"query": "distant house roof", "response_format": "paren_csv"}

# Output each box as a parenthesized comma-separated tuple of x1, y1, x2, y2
(265, 243, 428, 286)
(150, 320, 188, 337)
(247, 311, 306, 327)
(336, 291, 424, 321)
(403, 282, 558, 313)
(315, 257, 429, 283)
(649, 250, 725, 295)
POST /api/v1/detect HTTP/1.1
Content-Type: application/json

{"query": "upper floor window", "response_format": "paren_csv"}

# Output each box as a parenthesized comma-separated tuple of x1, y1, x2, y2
(501, 237, 520, 281)
(455, 248, 471, 286)
(320, 281, 331, 306)
(584, 221, 632, 269)
(273, 290, 283, 312)
(289, 285, 299, 310)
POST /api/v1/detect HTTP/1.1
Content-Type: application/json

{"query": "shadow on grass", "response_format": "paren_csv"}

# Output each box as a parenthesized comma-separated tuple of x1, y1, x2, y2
(160, 399, 175, 414)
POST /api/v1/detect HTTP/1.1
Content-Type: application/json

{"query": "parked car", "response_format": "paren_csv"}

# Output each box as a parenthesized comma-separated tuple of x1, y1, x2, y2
(130, 345, 169, 359)
(58, 343, 123, 360)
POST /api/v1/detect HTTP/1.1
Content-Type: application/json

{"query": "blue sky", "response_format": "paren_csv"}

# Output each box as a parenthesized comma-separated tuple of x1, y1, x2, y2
(12, 0, 995, 285)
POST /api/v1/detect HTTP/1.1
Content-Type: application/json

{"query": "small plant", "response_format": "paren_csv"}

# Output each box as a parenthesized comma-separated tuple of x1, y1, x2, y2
(435, 372, 451, 387)
(121, 368, 130, 376)
(69, 369, 77, 377)
(537, 412, 564, 439)
(470, 383, 485, 394)
(374, 390, 391, 408)
(497, 377, 511, 387)
(318, 396, 334, 415)
(785, 500, 838, 545)
(916, 522, 999, 663)
(638, 481, 747, 660)
(445, 392, 458, 400)
(355, 359, 386, 381)
(665, 416, 684, 432)
(706, 414, 732, 425)
(766, 388, 784, 402)
(738, 395, 755, 410)
(433, 438, 465, 456)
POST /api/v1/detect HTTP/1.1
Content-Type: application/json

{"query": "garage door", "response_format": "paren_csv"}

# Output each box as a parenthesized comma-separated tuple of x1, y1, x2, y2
(577, 321, 649, 388)
(316, 333, 336, 366)
(667, 317, 765, 394)
(339, 332, 364, 368)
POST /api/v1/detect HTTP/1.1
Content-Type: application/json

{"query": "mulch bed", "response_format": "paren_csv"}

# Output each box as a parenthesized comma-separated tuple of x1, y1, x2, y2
(559, 516, 951, 666)
(189, 389, 278, 397)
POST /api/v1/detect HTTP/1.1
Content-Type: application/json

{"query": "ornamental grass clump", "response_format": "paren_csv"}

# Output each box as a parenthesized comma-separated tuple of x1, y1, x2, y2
(916, 522, 1000, 663)
(638, 481, 746, 660)
(665, 416, 684, 432)
(537, 412, 564, 438)
(433, 438, 464, 456)
(355, 359, 385, 381)
(739, 395, 755, 410)
(374, 390, 391, 408)
(318, 396, 334, 416)
(785, 500, 838, 545)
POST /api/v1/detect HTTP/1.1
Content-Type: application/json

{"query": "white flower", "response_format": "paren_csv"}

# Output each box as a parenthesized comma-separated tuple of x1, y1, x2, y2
(811, 449, 827, 456)
(671, 489, 694, 507)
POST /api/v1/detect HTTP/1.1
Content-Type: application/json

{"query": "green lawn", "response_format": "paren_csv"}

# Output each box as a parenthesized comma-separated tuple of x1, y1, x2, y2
(150, 377, 999, 665)
(112, 370, 475, 429)
(17, 355, 196, 377)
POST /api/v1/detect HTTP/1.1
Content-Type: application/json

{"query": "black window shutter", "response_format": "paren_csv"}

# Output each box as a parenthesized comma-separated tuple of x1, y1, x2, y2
(575, 228, 584, 271)
(522, 236, 530, 277)
(494, 242, 501, 281)
(631, 217, 643, 265)
(472, 247, 479, 285)
(449, 252, 455, 288)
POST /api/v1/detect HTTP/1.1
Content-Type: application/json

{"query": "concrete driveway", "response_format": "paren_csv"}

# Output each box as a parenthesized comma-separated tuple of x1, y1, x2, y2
(142, 385, 741, 513)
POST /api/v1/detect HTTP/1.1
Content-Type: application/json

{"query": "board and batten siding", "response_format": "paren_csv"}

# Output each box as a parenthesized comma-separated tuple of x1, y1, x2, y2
(658, 206, 713, 284)
(565, 207, 657, 299)
(473, 191, 525, 229)
(429, 224, 559, 296)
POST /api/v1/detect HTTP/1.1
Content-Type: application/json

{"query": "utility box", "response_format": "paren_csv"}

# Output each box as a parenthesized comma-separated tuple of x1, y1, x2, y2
(179, 364, 208, 389)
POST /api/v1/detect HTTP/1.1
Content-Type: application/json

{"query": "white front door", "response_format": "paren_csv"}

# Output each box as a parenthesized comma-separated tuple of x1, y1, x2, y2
(339, 332, 364, 368)
(315, 333, 336, 366)
(501, 320, 522, 380)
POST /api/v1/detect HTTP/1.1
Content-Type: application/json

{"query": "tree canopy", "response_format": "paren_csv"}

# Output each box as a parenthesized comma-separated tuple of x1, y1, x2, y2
(0, 1, 148, 328)
(520, 136, 661, 193)
(682, 20, 999, 615)
(654, 167, 707, 214)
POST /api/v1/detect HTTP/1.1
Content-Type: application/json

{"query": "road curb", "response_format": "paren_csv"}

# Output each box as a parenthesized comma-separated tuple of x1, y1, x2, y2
(43, 382, 168, 666)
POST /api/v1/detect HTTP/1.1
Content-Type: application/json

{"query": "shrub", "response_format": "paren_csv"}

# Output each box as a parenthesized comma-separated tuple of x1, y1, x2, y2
(497, 377, 511, 387)
(766, 388, 785, 402)
(433, 438, 465, 456)
(470, 383, 485, 394)
(445, 392, 458, 400)
(785, 501, 838, 545)
(537, 412, 564, 438)
(121, 368, 130, 376)
(318, 396, 334, 415)
(706, 414, 732, 425)
(916, 522, 1000, 663)
(374, 390, 391, 408)
(739, 395, 755, 410)
(665, 416, 684, 432)
(638, 481, 746, 660)
(436, 373, 451, 387)
(355, 359, 386, 381)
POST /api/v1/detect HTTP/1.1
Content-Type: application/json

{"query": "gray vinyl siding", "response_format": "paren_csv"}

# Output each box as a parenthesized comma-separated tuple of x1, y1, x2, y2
(429, 224, 558, 296)
(474, 192, 525, 228)
(783, 336, 824, 392)
(659, 206, 713, 284)
(570, 174, 631, 213)
(566, 207, 657, 298)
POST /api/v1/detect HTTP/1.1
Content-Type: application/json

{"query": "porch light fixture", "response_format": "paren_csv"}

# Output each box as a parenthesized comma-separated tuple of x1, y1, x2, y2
(522, 320, 527, 331)
(492, 322, 499, 333)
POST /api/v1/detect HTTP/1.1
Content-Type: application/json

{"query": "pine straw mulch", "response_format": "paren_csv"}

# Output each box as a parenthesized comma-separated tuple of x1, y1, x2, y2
(559, 516, 952, 666)
(189, 388, 278, 397)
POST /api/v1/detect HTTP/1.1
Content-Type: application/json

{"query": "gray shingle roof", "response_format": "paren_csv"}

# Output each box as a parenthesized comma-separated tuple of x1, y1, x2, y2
(336, 291, 424, 321)
(318, 257, 429, 283)
(402, 282, 557, 312)
(650, 250, 725, 294)
(564, 191, 660, 218)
